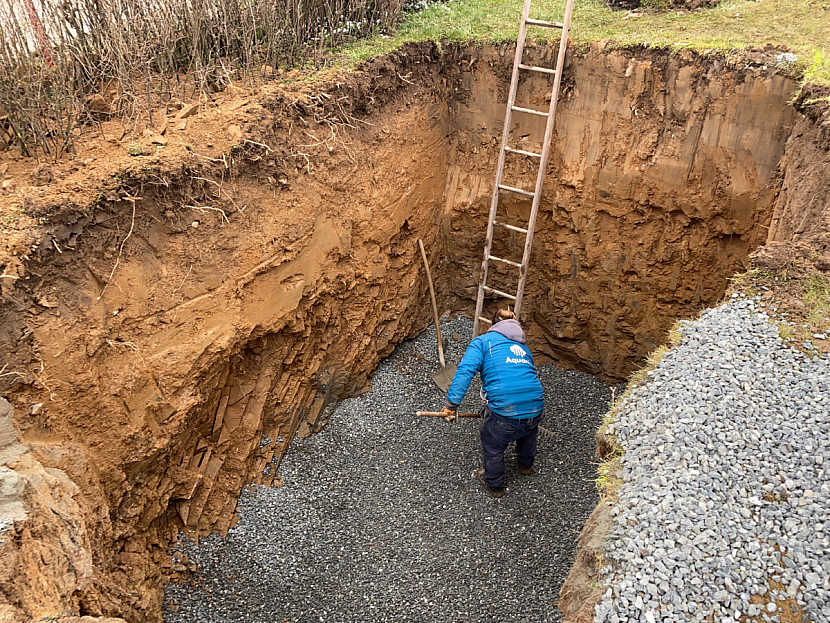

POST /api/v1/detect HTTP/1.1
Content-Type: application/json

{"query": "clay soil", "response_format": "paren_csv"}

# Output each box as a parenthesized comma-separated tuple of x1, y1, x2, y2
(1, 42, 828, 623)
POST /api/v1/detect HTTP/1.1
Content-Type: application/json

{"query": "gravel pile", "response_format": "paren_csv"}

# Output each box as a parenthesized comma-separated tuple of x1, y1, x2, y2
(164, 316, 615, 623)
(597, 296, 830, 623)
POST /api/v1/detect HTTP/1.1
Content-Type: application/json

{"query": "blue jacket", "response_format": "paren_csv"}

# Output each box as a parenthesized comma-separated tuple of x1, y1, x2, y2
(446, 320, 544, 418)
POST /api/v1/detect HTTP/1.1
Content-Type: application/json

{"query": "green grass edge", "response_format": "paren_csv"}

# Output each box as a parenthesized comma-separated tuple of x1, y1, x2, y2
(324, 0, 830, 94)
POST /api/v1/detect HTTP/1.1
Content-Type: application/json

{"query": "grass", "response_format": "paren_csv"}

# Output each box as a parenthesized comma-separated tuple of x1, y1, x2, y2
(596, 451, 624, 502)
(729, 266, 791, 294)
(339, 0, 830, 89)
(803, 274, 830, 333)
(777, 322, 796, 342)
(728, 267, 829, 355)
(7, 0, 829, 157)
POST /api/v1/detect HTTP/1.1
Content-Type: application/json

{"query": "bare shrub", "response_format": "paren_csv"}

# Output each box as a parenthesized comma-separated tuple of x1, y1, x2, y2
(0, 0, 403, 159)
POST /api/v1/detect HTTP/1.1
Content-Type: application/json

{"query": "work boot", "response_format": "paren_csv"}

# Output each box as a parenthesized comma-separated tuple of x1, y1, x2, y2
(518, 464, 533, 476)
(475, 468, 504, 498)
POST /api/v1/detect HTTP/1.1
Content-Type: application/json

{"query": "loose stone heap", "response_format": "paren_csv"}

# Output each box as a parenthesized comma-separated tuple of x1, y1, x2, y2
(164, 317, 615, 623)
(597, 299, 830, 623)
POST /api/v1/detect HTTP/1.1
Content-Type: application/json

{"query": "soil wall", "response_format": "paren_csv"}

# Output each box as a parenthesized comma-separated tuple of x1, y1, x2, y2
(0, 43, 798, 621)
(754, 84, 830, 274)
(0, 45, 452, 621)
(558, 89, 830, 622)
(440, 43, 795, 378)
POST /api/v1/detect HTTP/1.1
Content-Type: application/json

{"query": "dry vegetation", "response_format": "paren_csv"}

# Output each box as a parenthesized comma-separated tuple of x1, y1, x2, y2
(0, 0, 404, 159)
(728, 267, 830, 357)
(1, 0, 827, 160)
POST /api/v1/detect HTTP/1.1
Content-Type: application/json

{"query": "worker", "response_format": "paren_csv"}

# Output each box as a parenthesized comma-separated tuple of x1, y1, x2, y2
(442, 309, 545, 498)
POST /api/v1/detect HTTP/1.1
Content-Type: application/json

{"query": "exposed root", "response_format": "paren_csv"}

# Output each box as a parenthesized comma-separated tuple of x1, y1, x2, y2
(186, 204, 230, 224)
(31, 361, 60, 401)
(0, 364, 25, 379)
(243, 139, 273, 153)
(96, 196, 139, 304)
(175, 265, 194, 292)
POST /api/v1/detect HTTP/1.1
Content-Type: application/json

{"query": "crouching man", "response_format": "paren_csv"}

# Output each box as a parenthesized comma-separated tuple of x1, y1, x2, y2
(442, 309, 545, 498)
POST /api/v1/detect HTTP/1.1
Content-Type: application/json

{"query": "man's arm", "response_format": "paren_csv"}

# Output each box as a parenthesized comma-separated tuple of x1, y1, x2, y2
(445, 338, 484, 411)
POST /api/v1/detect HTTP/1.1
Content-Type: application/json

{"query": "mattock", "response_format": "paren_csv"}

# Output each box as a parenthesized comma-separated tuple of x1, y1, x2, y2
(472, 0, 576, 337)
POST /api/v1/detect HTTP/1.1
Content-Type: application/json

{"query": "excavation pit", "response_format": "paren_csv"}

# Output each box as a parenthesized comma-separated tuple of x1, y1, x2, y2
(0, 42, 808, 622)
(163, 317, 619, 622)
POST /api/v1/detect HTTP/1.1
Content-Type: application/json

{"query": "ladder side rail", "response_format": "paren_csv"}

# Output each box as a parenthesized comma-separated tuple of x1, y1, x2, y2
(513, 0, 575, 318)
(473, 0, 533, 338)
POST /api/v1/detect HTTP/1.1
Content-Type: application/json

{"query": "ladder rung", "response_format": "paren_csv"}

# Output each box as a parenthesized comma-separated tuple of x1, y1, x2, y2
(505, 146, 542, 158)
(498, 184, 535, 198)
(494, 221, 528, 234)
(473, 0, 575, 336)
(525, 18, 563, 29)
(483, 286, 517, 301)
(511, 105, 548, 117)
(519, 63, 557, 75)
(488, 254, 522, 268)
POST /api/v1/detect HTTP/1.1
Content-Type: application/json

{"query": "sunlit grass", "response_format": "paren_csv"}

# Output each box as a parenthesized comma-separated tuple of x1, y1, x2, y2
(339, 0, 830, 88)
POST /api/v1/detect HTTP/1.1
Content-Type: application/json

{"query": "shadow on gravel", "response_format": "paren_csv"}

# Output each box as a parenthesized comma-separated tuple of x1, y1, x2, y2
(164, 317, 616, 623)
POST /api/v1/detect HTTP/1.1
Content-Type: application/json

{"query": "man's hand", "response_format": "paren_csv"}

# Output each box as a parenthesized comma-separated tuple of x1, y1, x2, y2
(442, 408, 458, 423)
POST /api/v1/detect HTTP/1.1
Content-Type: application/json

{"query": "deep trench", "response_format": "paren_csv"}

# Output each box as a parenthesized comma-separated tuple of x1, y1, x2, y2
(162, 317, 619, 622)
(0, 43, 800, 622)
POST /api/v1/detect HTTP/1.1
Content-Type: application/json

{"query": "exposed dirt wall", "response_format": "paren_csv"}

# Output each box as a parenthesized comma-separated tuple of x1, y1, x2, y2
(0, 43, 799, 621)
(441, 43, 795, 379)
(0, 45, 452, 621)
(756, 85, 830, 272)
(558, 87, 830, 620)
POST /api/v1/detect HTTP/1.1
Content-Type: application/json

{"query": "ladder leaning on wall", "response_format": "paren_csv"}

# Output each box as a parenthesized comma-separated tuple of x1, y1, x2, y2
(471, 0, 576, 338)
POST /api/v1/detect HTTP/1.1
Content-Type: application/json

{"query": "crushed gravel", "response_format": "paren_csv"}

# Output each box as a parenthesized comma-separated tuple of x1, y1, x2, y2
(597, 296, 830, 623)
(163, 316, 615, 623)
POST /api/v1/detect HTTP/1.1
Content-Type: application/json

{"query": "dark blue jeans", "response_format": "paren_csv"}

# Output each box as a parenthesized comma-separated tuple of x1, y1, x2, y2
(479, 407, 543, 492)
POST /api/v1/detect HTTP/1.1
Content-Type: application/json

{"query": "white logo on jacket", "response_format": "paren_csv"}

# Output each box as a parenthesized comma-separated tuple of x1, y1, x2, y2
(506, 344, 531, 364)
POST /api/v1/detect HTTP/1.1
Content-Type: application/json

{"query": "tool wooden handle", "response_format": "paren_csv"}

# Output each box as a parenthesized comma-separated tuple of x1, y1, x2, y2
(417, 239, 446, 368)
(416, 411, 480, 418)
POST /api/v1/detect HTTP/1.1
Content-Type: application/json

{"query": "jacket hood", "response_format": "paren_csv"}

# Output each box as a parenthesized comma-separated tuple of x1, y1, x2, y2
(487, 318, 526, 344)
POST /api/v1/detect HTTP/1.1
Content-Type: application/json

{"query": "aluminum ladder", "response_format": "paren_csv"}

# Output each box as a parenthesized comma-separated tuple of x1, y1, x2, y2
(471, 0, 576, 337)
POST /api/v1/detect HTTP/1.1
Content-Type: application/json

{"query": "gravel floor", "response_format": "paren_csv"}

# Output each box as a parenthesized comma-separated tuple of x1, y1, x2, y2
(597, 296, 830, 623)
(163, 316, 615, 623)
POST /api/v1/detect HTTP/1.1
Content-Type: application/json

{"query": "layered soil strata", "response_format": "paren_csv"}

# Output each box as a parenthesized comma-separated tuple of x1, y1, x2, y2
(443, 43, 794, 378)
(0, 43, 802, 621)
(558, 84, 830, 623)
(757, 85, 830, 275)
